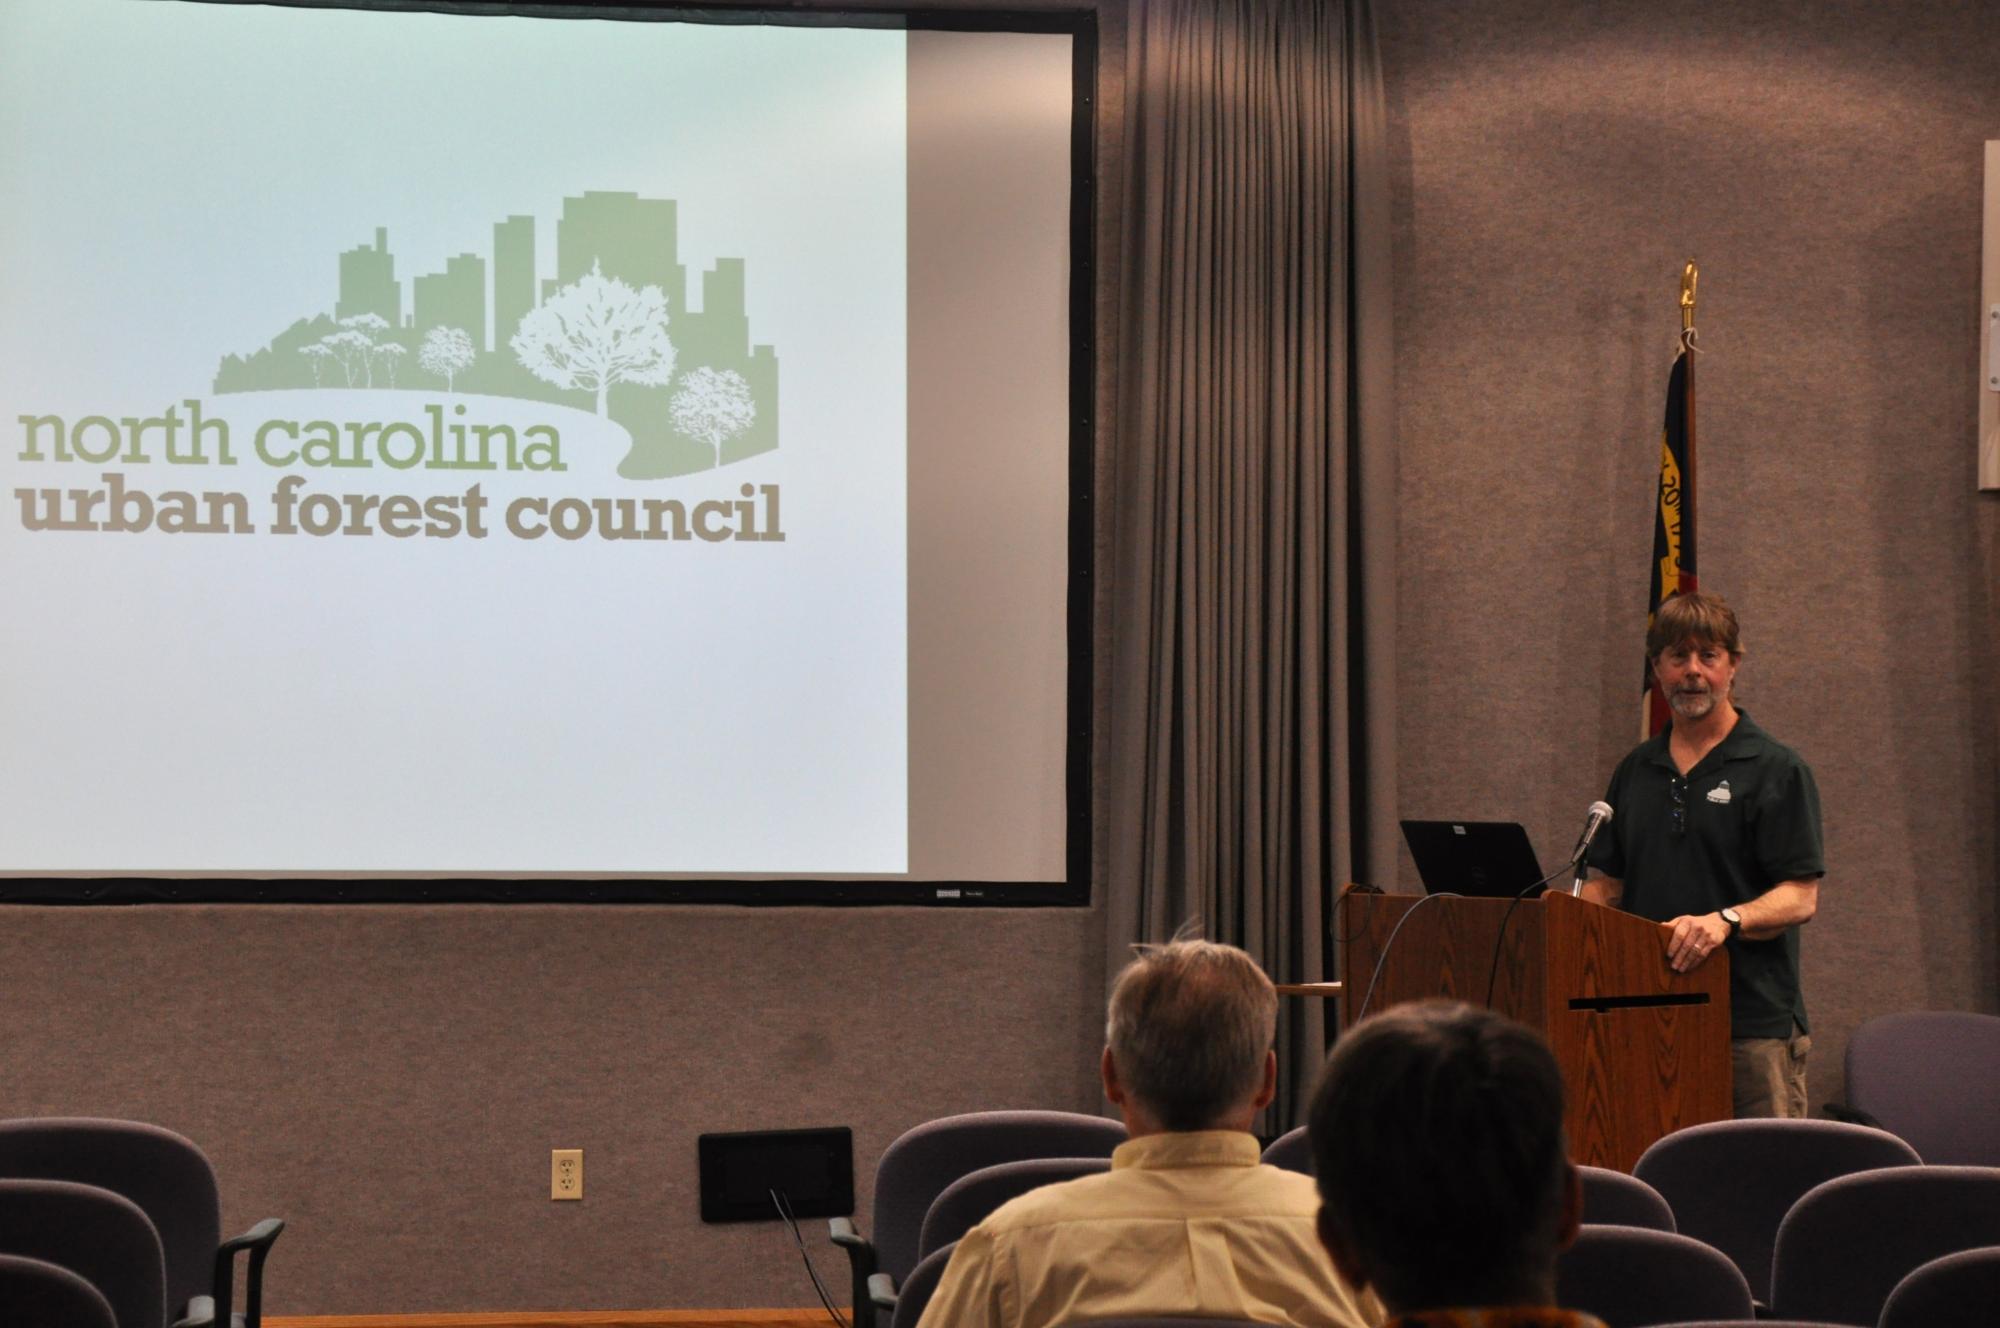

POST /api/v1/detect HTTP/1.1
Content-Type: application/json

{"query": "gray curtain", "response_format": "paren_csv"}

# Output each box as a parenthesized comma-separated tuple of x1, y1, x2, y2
(1105, 0, 1399, 1126)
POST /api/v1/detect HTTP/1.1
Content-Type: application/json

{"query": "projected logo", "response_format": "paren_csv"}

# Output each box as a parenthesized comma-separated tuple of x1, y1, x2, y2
(10, 191, 791, 545)
(215, 191, 780, 482)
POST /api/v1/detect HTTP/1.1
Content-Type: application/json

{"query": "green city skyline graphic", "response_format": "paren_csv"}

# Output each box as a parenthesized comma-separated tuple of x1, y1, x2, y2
(213, 191, 780, 480)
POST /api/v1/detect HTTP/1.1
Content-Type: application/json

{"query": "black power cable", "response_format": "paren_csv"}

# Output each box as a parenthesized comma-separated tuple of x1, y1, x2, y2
(772, 1188, 850, 1328)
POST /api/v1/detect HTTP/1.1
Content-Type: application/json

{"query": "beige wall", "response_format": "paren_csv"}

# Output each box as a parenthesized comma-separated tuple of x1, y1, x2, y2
(0, 906, 1108, 1311)
(1380, 0, 2000, 1108)
(5, 0, 1999, 1316)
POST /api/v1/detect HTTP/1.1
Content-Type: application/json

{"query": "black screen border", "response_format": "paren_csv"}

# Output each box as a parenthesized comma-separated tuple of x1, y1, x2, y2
(1, 0, 1096, 908)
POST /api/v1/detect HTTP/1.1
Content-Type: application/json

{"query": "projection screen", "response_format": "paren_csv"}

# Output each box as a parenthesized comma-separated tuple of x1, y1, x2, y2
(0, 0, 1092, 903)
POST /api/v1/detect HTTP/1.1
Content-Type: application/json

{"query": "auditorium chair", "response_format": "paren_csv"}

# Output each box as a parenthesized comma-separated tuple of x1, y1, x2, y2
(0, 1251, 119, 1328)
(916, 1156, 1111, 1259)
(1839, 1010, 2000, 1165)
(1647, 1322, 1844, 1327)
(0, 1178, 166, 1328)
(0, 1117, 284, 1328)
(1259, 1126, 1312, 1175)
(1769, 1165, 2000, 1325)
(1556, 1226, 1755, 1327)
(867, 1238, 956, 1328)
(829, 1110, 1126, 1328)
(1631, 1117, 1920, 1305)
(1576, 1165, 1675, 1231)
(1877, 1244, 2000, 1328)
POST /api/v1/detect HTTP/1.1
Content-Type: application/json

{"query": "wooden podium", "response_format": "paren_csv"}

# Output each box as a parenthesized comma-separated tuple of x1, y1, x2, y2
(1339, 888, 1731, 1171)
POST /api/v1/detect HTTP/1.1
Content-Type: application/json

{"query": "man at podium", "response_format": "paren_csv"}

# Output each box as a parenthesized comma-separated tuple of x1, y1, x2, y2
(1582, 592, 1825, 1118)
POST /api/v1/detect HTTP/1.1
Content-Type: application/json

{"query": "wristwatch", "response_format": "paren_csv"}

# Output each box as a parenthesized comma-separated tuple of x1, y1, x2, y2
(1720, 907, 1742, 938)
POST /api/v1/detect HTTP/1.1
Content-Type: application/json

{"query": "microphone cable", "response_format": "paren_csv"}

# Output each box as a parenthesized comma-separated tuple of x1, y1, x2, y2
(1354, 891, 1464, 1023)
(1485, 803, 1613, 1006)
(1357, 807, 1606, 1022)
(1482, 862, 1575, 1008)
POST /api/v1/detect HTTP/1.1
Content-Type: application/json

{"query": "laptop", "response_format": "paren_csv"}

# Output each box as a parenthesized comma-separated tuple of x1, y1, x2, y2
(1399, 820, 1547, 898)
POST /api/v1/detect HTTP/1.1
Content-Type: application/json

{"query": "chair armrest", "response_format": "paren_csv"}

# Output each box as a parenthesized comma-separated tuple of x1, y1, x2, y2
(829, 1217, 879, 1328)
(867, 1270, 898, 1312)
(171, 1295, 216, 1328)
(211, 1217, 286, 1328)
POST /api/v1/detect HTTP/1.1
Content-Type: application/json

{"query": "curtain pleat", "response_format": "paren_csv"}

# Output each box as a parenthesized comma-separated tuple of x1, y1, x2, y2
(1107, 0, 1398, 1126)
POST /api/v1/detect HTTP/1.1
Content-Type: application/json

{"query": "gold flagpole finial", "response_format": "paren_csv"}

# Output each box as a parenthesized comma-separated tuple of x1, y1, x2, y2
(1680, 260, 1699, 333)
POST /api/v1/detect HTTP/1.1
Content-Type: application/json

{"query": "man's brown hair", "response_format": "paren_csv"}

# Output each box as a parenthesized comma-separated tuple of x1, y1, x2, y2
(1646, 590, 1744, 661)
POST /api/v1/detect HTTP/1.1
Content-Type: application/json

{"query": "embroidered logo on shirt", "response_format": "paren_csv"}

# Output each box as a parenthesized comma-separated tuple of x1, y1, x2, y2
(1706, 780, 1732, 805)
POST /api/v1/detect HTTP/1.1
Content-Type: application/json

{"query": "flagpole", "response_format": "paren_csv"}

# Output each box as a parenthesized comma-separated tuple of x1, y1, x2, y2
(1643, 266, 1702, 739)
(1679, 261, 1699, 595)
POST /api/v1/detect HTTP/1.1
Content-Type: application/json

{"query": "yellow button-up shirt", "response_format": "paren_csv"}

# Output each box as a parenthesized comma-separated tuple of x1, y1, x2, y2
(914, 1129, 1379, 1328)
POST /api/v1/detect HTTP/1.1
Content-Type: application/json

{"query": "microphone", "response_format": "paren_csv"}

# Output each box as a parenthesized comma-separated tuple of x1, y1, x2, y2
(1567, 800, 1613, 896)
(1569, 800, 1614, 866)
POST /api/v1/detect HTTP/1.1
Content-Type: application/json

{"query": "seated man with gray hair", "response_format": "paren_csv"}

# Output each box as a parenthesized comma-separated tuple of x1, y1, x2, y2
(917, 939, 1378, 1328)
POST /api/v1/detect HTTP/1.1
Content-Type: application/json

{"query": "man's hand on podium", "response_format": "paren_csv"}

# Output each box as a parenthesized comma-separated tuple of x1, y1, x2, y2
(1663, 911, 1730, 973)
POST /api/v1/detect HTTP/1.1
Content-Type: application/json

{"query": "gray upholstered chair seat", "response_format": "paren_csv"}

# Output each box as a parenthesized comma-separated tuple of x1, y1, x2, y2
(918, 1157, 1112, 1259)
(1557, 1225, 1755, 1327)
(1577, 1164, 1675, 1231)
(0, 1178, 166, 1328)
(1258, 1125, 1312, 1176)
(1632, 1117, 1920, 1304)
(1844, 1011, 2000, 1166)
(0, 1251, 119, 1328)
(1878, 1244, 2000, 1328)
(831, 1110, 1126, 1328)
(1770, 1165, 2000, 1326)
(0, 1117, 283, 1328)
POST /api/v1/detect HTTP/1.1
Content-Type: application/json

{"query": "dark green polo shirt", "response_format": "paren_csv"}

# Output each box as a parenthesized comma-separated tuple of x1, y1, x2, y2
(1585, 710, 1825, 1039)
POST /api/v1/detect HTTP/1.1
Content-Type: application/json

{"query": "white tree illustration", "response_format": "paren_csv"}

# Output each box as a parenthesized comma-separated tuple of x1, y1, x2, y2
(374, 341, 407, 388)
(669, 367, 758, 467)
(319, 330, 374, 386)
(298, 343, 332, 386)
(319, 315, 394, 387)
(418, 326, 476, 392)
(511, 260, 675, 415)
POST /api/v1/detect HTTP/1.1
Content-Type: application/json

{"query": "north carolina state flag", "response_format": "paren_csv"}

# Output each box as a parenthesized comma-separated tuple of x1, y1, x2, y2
(1644, 349, 1695, 736)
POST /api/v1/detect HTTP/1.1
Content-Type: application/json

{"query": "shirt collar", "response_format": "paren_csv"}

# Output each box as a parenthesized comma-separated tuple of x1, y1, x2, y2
(1712, 708, 1771, 760)
(1646, 708, 1771, 773)
(1110, 1129, 1263, 1170)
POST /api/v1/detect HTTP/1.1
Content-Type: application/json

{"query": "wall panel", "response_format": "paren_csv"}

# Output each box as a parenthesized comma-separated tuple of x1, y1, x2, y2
(1380, 0, 2000, 1110)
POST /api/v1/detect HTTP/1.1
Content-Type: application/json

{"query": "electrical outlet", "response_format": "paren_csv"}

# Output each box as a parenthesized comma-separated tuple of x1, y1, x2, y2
(551, 1148, 583, 1201)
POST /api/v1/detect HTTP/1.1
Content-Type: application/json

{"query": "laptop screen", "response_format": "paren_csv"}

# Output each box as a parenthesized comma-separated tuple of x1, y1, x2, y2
(1399, 820, 1547, 898)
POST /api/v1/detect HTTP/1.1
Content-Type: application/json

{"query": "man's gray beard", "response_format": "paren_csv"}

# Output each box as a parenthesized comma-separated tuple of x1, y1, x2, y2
(1669, 689, 1715, 719)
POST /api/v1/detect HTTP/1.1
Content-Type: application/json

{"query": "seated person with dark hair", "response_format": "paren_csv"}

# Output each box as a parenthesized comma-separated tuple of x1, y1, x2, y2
(1308, 1000, 1599, 1328)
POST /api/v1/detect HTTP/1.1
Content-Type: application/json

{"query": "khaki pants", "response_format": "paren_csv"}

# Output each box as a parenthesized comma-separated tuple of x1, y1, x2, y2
(1732, 1030, 1811, 1118)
